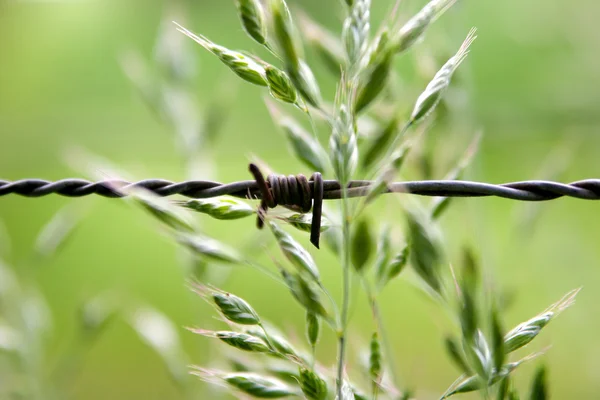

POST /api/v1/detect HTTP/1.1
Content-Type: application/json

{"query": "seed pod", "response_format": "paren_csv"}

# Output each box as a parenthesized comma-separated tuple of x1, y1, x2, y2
(406, 209, 443, 294)
(410, 28, 476, 124)
(235, 0, 268, 46)
(270, 222, 320, 282)
(279, 214, 331, 234)
(288, 60, 322, 108)
(299, 368, 328, 400)
(212, 292, 260, 325)
(176, 233, 243, 264)
(351, 217, 374, 273)
(175, 23, 268, 86)
(306, 311, 320, 347)
(265, 66, 299, 105)
(271, 0, 302, 70)
(176, 197, 254, 220)
(394, 0, 456, 53)
(223, 372, 297, 398)
(280, 269, 328, 318)
(369, 332, 382, 387)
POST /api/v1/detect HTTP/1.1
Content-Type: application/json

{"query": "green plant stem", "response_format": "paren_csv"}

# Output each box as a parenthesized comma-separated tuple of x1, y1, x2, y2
(336, 191, 352, 398)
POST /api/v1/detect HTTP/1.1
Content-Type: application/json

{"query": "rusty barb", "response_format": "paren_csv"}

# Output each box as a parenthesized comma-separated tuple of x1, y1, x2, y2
(2, 164, 600, 248)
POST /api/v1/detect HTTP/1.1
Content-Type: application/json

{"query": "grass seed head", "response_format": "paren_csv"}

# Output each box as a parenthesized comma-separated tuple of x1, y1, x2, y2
(287, 60, 323, 108)
(267, 102, 329, 172)
(410, 28, 477, 124)
(212, 292, 261, 325)
(176, 233, 243, 264)
(393, 0, 457, 53)
(212, 331, 271, 353)
(271, 0, 303, 70)
(354, 31, 393, 113)
(278, 214, 331, 233)
(265, 66, 299, 105)
(298, 11, 345, 75)
(235, 0, 268, 46)
(270, 222, 321, 282)
(343, 0, 371, 68)
(406, 209, 443, 294)
(128, 187, 196, 233)
(222, 372, 297, 398)
(299, 367, 329, 400)
(306, 311, 320, 347)
(330, 104, 359, 184)
(175, 22, 268, 86)
(176, 197, 254, 220)
(280, 269, 328, 319)
(383, 243, 410, 286)
(351, 217, 374, 273)
(246, 326, 304, 362)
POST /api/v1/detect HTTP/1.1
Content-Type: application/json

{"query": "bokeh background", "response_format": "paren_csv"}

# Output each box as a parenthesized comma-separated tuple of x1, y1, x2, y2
(2, 0, 600, 399)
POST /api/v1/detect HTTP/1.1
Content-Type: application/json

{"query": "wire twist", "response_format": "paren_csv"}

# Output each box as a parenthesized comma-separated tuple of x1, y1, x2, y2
(3, 168, 600, 248)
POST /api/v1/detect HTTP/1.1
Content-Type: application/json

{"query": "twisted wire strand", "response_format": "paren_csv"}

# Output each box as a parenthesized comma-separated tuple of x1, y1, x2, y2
(2, 178, 600, 201)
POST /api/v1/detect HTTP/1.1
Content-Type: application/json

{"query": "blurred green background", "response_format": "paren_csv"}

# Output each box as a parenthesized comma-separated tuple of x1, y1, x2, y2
(2, 0, 600, 399)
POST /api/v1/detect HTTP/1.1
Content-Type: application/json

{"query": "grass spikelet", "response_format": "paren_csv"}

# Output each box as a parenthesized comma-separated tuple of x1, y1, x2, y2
(174, 22, 268, 86)
(351, 217, 374, 273)
(265, 66, 301, 106)
(280, 269, 329, 319)
(266, 101, 329, 172)
(270, 222, 321, 283)
(361, 113, 402, 170)
(343, 0, 371, 69)
(270, 0, 302, 70)
(410, 28, 477, 124)
(444, 336, 471, 375)
(246, 326, 304, 362)
(128, 187, 196, 233)
(330, 103, 358, 185)
(393, 0, 457, 53)
(287, 60, 323, 108)
(406, 209, 443, 294)
(176, 197, 254, 220)
(278, 214, 331, 234)
(529, 365, 547, 400)
(212, 290, 261, 325)
(222, 372, 298, 398)
(299, 367, 328, 400)
(235, 0, 268, 46)
(381, 243, 410, 288)
(298, 11, 345, 74)
(175, 233, 242, 264)
(353, 30, 393, 113)
(504, 288, 580, 353)
(306, 311, 320, 348)
(191, 329, 271, 353)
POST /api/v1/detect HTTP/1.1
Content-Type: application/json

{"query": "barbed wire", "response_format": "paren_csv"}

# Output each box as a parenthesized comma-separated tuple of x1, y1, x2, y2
(2, 177, 600, 201)
(3, 166, 599, 249)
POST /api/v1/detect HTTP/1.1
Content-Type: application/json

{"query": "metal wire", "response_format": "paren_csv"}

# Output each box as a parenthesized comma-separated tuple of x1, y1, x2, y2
(2, 177, 600, 201)
(3, 167, 599, 249)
